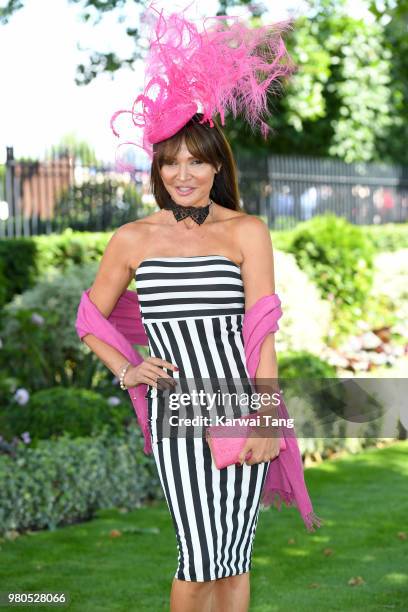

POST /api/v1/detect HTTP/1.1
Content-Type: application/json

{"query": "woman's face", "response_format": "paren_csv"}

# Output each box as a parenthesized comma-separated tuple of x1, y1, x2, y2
(159, 139, 220, 207)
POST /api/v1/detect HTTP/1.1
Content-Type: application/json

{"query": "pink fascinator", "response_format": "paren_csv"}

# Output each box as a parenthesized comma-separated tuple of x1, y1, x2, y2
(110, 2, 297, 164)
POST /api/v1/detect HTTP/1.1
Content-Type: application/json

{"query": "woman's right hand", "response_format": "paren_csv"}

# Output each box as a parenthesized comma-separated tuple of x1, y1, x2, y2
(123, 357, 178, 391)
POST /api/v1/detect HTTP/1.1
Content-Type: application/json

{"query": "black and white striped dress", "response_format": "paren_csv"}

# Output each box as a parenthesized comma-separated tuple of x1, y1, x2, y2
(135, 255, 270, 582)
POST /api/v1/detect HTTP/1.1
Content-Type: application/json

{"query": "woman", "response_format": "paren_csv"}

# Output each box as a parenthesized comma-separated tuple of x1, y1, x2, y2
(83, 113, 282, 612)
(78, 6, 308, 610)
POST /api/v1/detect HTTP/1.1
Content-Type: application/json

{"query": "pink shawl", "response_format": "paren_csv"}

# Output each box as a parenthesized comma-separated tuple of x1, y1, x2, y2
(75, 289, 323, 532)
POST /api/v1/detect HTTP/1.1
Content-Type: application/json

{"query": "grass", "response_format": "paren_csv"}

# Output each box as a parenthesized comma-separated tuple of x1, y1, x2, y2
(0, 441, 407, 611)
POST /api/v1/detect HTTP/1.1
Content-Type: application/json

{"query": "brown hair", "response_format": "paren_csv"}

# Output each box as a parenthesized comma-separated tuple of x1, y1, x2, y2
(150, 113, 241, 211)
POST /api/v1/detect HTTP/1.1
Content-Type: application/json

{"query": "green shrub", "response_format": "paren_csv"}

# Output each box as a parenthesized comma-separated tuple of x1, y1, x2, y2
(0, 387, 133, 444)
(33, 228, 111, 277)
(1, 222, 406, 309)
(0, 238, 39, 308)
(278, 349, 338, 414)
(276, 350, 389, 452)
(363, 223, 408, 251)
(278, 350, 337, 380)
(0, 230, 111, 308)
(368, 249, 408, 337)
(277, 350, 345, 440)
(0, 423, 162, 534)
(0, 256, 7, 307)
(272, 221, 408, 255)
(270, 227, 298, 252)
(0, 263, 107, 390)
(287, 213, 375, 342)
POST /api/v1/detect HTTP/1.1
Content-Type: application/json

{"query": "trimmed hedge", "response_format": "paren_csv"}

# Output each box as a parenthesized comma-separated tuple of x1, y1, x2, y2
(0, 229, 111, 311)
(0, 387, 133, 444)
(0, 238, 39, 308)
(1, 220, 407, 308)
(33, 228, 112, 276)
(271, 221, 408, 253)
(0, 423, 162, 535)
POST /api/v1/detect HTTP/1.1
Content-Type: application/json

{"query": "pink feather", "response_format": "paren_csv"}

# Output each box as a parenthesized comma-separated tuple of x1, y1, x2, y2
(111, 2, 297, 164)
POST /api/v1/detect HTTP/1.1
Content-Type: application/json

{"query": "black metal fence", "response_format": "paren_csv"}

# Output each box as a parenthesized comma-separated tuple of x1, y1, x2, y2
(1, 146, 407, 238)
(236, 152, 408, 230)
(0, 147, 154, 239)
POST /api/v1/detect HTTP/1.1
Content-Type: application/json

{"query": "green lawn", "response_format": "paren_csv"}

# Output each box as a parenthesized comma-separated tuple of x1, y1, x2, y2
(1, 442, 407, 611)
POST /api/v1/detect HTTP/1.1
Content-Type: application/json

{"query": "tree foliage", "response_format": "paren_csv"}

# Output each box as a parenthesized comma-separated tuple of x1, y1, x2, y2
(49, 132, 99, 164)
(368, 0, 408, 163)
(1, 0, 406, 163)
(0, 0, 23, 25)
(220, 4, 394, 163)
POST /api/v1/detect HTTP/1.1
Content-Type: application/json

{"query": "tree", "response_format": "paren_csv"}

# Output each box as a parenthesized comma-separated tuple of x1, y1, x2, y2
(221, 3, 394, 163)
(49, 132, 99, 165)
(2, 0, 405, 163)
(0, 0, 23, 24)
(368, 0, 408, 164)
(293, 4, 393, 163)
(0, 0, 257, 85)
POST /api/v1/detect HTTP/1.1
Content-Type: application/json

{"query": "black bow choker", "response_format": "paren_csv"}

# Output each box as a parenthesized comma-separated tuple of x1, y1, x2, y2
(163, 198, 212, 225)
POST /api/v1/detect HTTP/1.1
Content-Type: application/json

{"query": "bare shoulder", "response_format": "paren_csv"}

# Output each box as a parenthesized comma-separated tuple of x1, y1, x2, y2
(235, 214, 269, 235)
(214, 204, 246, 222)
(104, 223, 138, 258)
(236, 215, 275, 300)
(116, 211, 162, 237)
(234, 214, 271, 255)
(109, 212, 164, 269)
(111, 213, 161, 248)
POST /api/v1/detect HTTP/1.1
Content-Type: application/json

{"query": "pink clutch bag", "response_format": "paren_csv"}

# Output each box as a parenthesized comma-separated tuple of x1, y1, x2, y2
(205, 422, 286, 469)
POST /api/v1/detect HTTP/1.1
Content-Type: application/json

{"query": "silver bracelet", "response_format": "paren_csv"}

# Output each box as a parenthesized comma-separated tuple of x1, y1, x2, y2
(119, 361, 131, 390)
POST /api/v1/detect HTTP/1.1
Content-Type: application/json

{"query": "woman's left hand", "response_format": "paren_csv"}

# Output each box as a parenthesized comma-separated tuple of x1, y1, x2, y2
(237, 432, 281, 466)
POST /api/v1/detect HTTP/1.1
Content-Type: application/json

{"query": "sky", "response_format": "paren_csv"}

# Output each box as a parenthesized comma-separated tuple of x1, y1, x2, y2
(0, 0, 369, 164)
